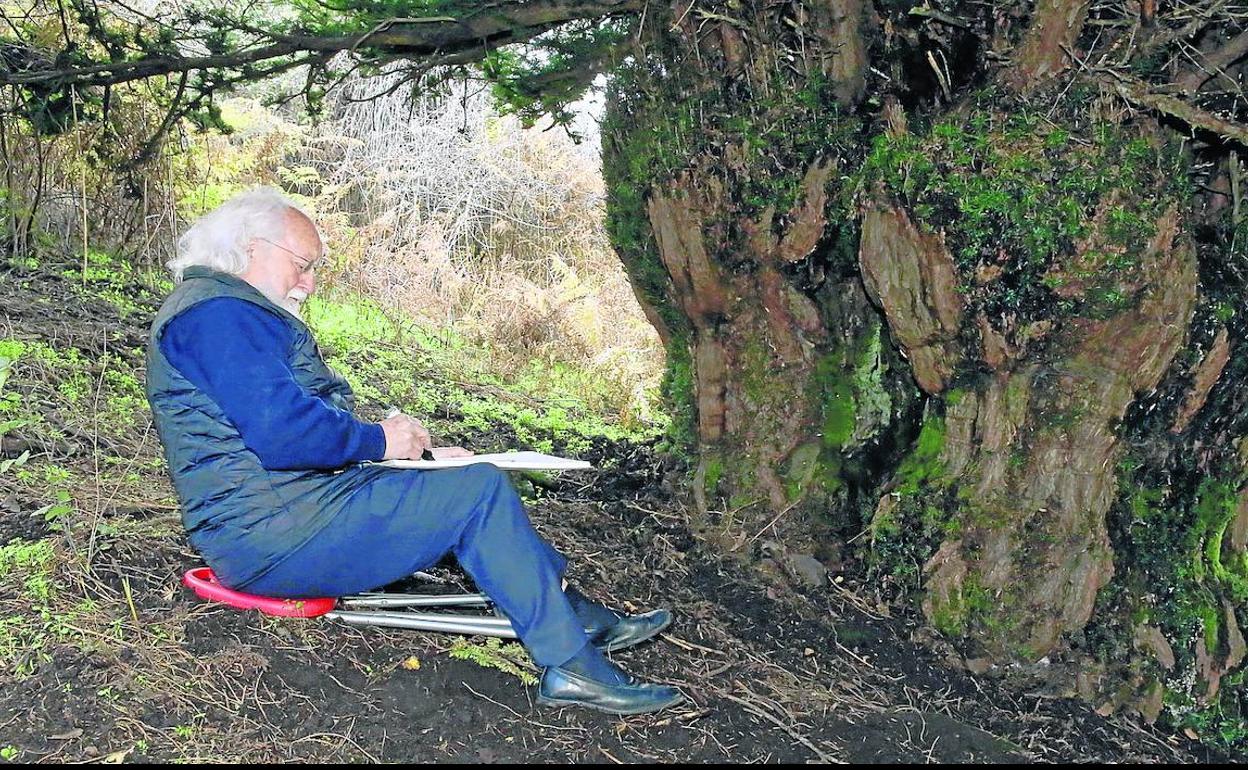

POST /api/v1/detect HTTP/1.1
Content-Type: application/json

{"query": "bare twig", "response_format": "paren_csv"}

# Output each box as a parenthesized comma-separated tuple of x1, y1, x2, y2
(1116, 76, 1248, 147)
(721, 692, 843, 764)
(1174, 28, 1248, 93)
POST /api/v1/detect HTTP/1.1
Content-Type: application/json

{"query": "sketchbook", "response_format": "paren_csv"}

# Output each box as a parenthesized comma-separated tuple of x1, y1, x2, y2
(377, 451, 593, 471)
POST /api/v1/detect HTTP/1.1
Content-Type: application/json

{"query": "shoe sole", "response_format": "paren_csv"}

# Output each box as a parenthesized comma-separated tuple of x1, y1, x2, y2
(536, 690, 685, 716)
(597, 612, 674, 654)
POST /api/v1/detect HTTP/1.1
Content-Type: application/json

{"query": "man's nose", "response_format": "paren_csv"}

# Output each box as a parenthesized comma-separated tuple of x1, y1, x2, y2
(298, 271, 317, 294)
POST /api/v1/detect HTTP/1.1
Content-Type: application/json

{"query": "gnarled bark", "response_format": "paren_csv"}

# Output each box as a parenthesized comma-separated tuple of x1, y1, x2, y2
(641, 165, 871, 523)
(1173, 327, 1231, 433)
(811, 0, 871, 103)
(605, 1, 1248, 739)
(1002, 0, 1093, 92)
(859, 197, 964, 395)
(605, 0, 898, 547)
(922, 208, 1197, 660)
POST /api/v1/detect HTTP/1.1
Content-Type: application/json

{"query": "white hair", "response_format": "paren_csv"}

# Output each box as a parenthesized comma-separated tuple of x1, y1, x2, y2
(168, 187, 313, 282)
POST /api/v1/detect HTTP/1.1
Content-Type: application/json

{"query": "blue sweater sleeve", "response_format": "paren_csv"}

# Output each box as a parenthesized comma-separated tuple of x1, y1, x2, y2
(159, 297, 387, 470)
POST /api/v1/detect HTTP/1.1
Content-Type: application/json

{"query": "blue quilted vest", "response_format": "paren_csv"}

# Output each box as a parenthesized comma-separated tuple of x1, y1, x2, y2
(146, 266, 361, 587)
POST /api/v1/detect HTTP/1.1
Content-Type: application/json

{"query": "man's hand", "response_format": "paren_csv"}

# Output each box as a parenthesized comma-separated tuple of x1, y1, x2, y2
(380, 412, 433, 460)
(379, 413, 476, 461)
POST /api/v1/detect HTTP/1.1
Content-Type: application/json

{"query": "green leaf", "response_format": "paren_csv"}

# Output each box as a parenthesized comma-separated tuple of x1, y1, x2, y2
(0, 450, 29, 474)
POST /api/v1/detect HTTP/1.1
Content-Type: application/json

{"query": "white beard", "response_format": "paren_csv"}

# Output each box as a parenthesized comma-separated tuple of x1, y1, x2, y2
(279, 288, 308, 320)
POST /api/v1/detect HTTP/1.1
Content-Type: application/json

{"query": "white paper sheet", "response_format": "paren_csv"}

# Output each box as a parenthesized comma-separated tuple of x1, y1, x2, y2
(376, 451, 593, 471)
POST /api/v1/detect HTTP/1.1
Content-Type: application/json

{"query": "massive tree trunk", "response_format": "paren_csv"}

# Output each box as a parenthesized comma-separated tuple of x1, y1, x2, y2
(603, 1, 918, 560)
(603, 0, 1248, 739)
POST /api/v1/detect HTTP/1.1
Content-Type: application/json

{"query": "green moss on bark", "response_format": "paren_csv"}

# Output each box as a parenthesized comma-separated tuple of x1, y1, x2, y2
(817, 351, 857, 451)
(1085, 455, 1248, 750)
(702, 454, 724, 497)
(894, 411, 948, 496)
(853, 88, 1190, 325)
(930, 573, 994, 637)
(868, 401, 955, 596)
(1192, 480, 1248, 602)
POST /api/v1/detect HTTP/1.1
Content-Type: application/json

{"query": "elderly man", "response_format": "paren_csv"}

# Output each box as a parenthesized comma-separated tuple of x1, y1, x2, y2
(145, 187, 683, 715)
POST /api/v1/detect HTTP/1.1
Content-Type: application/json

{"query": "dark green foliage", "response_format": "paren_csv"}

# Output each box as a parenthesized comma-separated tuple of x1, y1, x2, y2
(484, 19, 632, 136)
(7, 44, 104, 135)
(4, 0, 618, 145)
(276, 0, 467, 36)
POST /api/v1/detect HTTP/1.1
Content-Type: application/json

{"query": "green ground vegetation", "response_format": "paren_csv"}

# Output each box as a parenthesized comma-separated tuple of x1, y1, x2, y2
(0, 242, 667, 704)
(447, 637, 538, 686)
(302, 289, 658, 457)
(0, 537, 102, 678)
(1, 312, 159, 528)
(64, 249, 168, 319)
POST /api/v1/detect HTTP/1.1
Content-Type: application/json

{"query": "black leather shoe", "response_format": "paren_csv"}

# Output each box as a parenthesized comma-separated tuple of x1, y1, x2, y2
(537, 667, 685, 715)
(587, 609, 672, 653)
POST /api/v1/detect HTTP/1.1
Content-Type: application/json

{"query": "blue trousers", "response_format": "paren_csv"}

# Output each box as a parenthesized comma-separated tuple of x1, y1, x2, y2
(234, 463, 589, 667)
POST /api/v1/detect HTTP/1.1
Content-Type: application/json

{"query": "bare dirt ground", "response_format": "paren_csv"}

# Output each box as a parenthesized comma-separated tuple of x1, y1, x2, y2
(0, 255, 1228, 763)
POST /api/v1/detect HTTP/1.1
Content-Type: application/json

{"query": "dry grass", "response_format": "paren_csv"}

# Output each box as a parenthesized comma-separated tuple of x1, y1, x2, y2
(0, 68, 183, 268)
(164, 82, 660, 421)
(302, 74, 663, 421)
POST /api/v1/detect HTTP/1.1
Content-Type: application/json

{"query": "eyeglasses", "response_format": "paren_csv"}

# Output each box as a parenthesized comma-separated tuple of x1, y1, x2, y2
(254, 237, 324, 275)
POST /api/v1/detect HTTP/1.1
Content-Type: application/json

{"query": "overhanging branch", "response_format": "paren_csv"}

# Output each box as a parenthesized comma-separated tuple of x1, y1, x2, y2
(0, 0, 644, 90)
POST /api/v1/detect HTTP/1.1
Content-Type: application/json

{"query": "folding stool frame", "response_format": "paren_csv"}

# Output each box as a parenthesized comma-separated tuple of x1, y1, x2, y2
(183, 567, 518, 639)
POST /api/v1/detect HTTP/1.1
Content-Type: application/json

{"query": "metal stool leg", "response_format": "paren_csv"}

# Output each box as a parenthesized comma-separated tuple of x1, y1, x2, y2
(339, 593, 491, 609)
(332, 590, 517, 638)
(326, 609, 517, 638)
